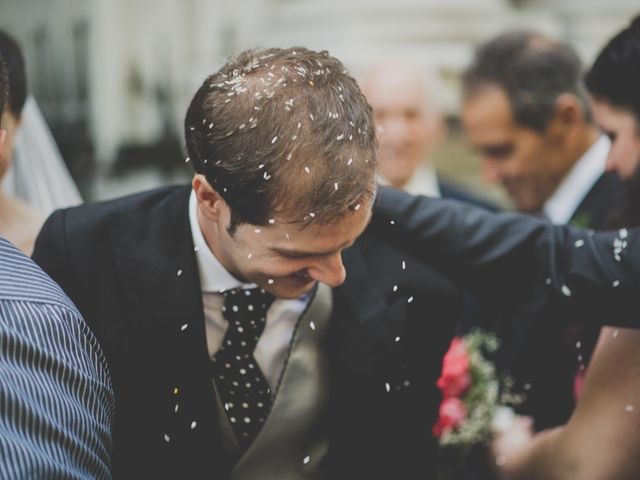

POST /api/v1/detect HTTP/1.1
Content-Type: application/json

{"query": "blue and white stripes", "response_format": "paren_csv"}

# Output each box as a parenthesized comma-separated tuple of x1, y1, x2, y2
(0, 238, 113, 479)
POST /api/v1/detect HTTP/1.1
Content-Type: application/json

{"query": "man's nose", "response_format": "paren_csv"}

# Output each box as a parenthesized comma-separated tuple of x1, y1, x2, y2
(481, 158, 501, 184)
(379, 119, 410, 143)
(310, 252, 346, 287)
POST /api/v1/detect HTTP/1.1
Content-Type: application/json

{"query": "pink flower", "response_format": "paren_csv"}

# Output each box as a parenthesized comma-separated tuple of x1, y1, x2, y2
(437, 338, 472, 398)
(433, 397, 467, 437)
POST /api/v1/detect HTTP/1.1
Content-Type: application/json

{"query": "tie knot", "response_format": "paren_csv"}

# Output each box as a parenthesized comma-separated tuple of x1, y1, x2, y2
(221, 287, 275, 326)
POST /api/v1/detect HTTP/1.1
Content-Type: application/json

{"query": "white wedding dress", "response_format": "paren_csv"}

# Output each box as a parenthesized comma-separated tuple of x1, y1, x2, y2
(3, 96, 82, 216)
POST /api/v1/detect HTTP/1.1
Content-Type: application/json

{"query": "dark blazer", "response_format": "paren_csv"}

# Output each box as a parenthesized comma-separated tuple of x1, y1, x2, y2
(502, 170, 631, 430)
(372, 187, 640, 429)
(32, 185, 461, 480)
(439, 177, 500, 212)
(569, 171, 629, 229)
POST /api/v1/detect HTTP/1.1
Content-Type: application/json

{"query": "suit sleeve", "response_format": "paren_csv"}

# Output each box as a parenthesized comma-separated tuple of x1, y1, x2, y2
(372, 187, 640, 328)
(32, 209, 76, 297)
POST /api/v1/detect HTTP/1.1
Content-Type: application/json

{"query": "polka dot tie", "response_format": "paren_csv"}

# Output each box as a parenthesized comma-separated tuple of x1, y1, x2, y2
(212, 287, 276, 450)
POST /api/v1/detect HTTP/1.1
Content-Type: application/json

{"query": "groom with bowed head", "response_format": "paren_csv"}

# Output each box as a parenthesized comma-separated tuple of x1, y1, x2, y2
(34, 47, 462, 479)
(34, 46, 640, 479)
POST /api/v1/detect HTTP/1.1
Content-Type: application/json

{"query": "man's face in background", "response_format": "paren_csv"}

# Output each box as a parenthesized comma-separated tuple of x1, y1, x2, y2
(361, 63, 444, 189)
(462, 85, 572, 213)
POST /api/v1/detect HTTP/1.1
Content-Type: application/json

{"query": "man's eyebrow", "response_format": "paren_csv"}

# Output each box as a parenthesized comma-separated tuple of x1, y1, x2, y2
(272, 211, 372, 258)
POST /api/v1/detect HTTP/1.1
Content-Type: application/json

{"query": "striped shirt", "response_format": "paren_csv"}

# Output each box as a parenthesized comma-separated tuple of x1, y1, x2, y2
(0, 238, 114, 479)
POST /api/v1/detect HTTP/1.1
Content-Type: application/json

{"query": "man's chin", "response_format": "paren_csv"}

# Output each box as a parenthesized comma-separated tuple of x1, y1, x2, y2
(266, 278, 317, 300)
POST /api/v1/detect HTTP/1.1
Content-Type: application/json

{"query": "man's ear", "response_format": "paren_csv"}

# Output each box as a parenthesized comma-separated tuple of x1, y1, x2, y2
(556, 94, 583, 125)
(192, 174, 226, 221)
(547, 93, 585, 144)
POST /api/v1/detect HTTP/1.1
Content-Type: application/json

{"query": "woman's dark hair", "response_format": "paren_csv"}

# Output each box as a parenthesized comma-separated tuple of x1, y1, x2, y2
(585, 15, 640, 120)
(0, 30, 27, 117)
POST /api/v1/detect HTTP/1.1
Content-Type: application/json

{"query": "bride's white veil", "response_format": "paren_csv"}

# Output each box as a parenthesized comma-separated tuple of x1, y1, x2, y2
(3, 95, 82, 216)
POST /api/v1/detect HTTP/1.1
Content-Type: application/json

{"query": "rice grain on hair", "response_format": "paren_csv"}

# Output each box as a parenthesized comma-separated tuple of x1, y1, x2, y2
(184, 47, 377, 232)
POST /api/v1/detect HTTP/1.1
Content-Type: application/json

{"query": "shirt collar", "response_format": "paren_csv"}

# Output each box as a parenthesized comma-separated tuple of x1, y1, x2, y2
(188, 190, 254, 293)
(377, 163, 441, 197)
(543, 135, 610, 224)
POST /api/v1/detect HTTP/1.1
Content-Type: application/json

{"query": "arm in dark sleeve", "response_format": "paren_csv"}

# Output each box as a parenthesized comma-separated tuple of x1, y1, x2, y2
(32, 209, 76, 296)
(372, 187, 640, 328)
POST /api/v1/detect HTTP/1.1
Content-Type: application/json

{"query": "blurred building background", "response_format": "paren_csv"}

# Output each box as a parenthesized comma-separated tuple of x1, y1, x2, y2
(0, 0, 637, 204)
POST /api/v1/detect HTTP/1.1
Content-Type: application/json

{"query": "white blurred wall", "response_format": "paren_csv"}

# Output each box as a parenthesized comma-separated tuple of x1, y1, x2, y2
(0, 0, 637, 172)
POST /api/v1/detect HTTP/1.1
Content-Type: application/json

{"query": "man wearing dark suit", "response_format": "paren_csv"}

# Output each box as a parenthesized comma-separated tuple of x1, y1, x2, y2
(33, 47, 461, 480)
(33, 47, 640, 480)
(460, 30, 633, 436)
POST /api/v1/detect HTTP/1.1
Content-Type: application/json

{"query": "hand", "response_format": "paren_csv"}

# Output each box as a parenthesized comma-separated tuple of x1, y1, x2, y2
(491, 415, 534, 477)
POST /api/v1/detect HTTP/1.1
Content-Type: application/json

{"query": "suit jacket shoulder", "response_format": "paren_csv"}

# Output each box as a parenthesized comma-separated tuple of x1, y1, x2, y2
(439, 177, 501, 212)
(571, 171, 629, 229)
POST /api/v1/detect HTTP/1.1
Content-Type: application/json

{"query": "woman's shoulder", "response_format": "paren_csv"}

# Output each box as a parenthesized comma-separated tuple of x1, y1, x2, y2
(0, 194, 44, 255)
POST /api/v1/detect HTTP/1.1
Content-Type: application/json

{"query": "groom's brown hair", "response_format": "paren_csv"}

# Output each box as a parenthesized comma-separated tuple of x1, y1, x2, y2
(184, 47, 377, 232)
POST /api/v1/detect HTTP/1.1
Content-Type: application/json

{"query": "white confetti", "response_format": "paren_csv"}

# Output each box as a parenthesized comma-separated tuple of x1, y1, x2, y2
(390, 220, 395, 225)
(395, 336, 400, 342)
(407, 296, 414, 303)
(286, 153, 293, 160)
(177, 269, 183, 277)
(402, 261, 406, 270)
(185, 157, 190, 163)
(613, 280, 620, 287)
(163, 434, 170, 443)
(574, 239, 584, 248)
(303, 455, 310, 465)
(271, 136, 278, 144)
(267, 279, 274, 284)
(180, 323, 189, 332)
(347, 158, 353, 166)
(334, 182, 339, 191)
(263, 171, 271, 180)
(310, 321, 316, 330)
(385, 382, 391, 392)
(191, 421, 197, 429)
(194, 246, 200, 252)
(393, 285, 398, 292)
(268, 218, 275, 224)
(620, 228, 628, 239)
(254, 229, 261, 234)
(247, 253, 253, 260)
(545, 278, 552, 285)
(561, 285, 572, 297)
(336, 134, 344, 140)
(309, 212, 316, 218)
(613, 330, 619, 338)
(304, 166, 311, 174)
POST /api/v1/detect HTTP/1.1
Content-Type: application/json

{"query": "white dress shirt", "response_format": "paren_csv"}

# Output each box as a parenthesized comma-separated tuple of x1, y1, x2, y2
(543, 136, 611, 225)
(188, 191, 309, 389)
(377, 164, 441, 197)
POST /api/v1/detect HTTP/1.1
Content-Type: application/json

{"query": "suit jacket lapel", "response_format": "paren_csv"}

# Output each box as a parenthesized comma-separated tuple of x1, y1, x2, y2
(113, 187, 230, 476)
(331, 241, 408, 375)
